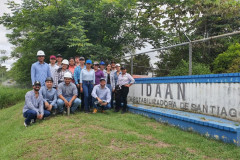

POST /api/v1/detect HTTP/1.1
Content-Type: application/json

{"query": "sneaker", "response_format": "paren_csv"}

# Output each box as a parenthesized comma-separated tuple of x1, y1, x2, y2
(24, 122, 29, 127)
(52, 109, 57, 116)
(30, 119, 36, 124)
(93, 108, 98, 114)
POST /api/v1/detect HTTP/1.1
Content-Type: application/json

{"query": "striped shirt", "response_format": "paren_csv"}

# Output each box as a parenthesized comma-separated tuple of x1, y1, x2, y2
(23, 90, 44, 115)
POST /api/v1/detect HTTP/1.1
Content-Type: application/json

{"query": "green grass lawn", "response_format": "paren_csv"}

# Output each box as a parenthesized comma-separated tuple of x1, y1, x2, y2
(0, 86, 29, 109)
(1, 102, 240, 160)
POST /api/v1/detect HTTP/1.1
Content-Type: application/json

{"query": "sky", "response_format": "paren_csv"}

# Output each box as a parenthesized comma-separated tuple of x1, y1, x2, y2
(0, 0, 159, 70)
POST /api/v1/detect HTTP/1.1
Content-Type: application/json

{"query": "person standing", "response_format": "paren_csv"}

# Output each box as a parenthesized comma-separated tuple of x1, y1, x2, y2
(100, 61, 107, 78)
(111, 61, 117, 74)
(114, 63, 122, 86)
(75, 55, 80, 66)
(74, 57, 86, 111)
(68, 57, 76, 84)
(49, 55, 59, 88)
(93, 61, 104, 85)
(56, 54, 63, 67)
(31, 50, 51, 87)
(92, 78, 111, 113)
(23, 81, 51, 127)
(39, 77, 58, 115)
(105, 64, 115, 108)
(54, 59, 71, 88)
(57, 72, 81, 114)
(115, 67, 135, 114)
(80, 60, 95, 113)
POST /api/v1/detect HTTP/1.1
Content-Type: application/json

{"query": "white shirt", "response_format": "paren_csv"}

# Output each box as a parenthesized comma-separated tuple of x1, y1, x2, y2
(117, 73, 135, 86)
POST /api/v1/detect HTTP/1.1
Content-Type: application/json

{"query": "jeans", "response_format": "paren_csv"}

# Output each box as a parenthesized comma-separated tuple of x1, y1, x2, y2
(93, 98, 111, 110)
(44, 100, 57, 110)
(23, 109, 51, 125)
(57, 97, 81, 113)
(115, 86, 129, 111)
(106, 84, 113, 108)
(82, 81, 94, 112)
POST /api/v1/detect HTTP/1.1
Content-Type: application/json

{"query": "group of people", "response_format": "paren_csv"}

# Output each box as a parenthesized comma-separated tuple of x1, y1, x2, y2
(23, 50, 135, 127)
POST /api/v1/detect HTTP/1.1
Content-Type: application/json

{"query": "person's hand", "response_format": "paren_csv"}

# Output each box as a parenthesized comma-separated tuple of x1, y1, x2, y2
(125, 84, 130, 87)
(77, 84, 80, 88)
(49, 105, 53, 110)
(98, 98, 103, 104)
(37, 114, 43, 119)
(64, 100, 69, 107)
(102, 102, 107, 106)
(45, 101, 49, 108)
(112, 89, 115, 92)
(68, 101, 72, 108)
(80, 87, 83, 93)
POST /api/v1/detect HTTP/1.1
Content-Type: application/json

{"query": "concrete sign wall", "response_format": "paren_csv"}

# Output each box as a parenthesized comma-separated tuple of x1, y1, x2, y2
(128, 73, 240, 121)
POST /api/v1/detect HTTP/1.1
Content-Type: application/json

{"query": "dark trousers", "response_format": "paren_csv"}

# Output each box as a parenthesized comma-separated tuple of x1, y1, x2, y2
(23, 110, 51, 125)
(115, 86, 129, 111)
(77, 80, 85, 111)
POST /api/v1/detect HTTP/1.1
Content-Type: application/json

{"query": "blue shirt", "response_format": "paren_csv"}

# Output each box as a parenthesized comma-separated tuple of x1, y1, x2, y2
(74, 65, 86, 84)
(80, 68, 95, 83)
(39, 86, 57, 106)
(57, 82, 78, 98)
(31, 61, 51, 86)
(91, 84, 111, 103)
(114, 71, 121, 86)
(23, 90, 44, 115)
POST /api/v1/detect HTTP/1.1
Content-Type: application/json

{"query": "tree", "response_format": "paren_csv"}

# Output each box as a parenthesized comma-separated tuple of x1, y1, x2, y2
(123, 54, 151, 75)
(0, 0, 142, 85)
(212, 43, 240, 73)
(168, 60, 211, 76)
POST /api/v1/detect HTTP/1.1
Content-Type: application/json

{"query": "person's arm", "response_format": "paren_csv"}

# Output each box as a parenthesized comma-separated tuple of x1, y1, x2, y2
(125, 74, 135, 87)
(25, 92, 39, 114)
(68, 95, 77, 107)
(50, 90, 57, 106)
(39, 96, 44, 116)
(47, 65, 51, 78)
(80, 69, 83, 84)
(39, 88, 47, 103)
(111, 74, 115, 90)
(55, 70, 59, 87)
(106, 88, 111, 103)
(31, 64, 35, 85)
(93, 70, 95, 85)
(91, 86, 98, 99)
(74, 67, 79, 85)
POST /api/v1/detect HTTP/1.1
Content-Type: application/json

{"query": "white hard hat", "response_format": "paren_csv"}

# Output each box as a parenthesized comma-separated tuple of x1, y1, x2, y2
(116, 63, 121, 67)
(37, 50, 45, 56)
(62, 59, 69, 65)
(64, 72, 72, 78)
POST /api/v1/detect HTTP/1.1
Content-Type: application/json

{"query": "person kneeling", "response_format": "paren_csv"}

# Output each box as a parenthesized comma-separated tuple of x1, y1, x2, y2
(91, 78, 111, 113)
(57, 72, 81, 115)
(23, 81, 51, 127)
(39, 77, 58, 115)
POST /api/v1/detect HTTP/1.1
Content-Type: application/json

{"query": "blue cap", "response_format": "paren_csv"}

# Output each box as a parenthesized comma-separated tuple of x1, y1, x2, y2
(86, 59, 92, 64)
(100, 61, 105, 65)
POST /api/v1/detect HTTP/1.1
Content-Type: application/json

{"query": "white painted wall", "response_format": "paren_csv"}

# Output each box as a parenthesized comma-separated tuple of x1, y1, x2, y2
(128, 83, 240, 121)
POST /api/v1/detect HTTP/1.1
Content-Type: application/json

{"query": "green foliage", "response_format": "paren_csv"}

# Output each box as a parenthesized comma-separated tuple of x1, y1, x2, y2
(227, 57, 240, 73)
(0, 86, 28, 109)
(168, 60, 211, 76)
(123, 54, 151, 75)
(0, 65, 8, 84)
(212, 43, 240, 73)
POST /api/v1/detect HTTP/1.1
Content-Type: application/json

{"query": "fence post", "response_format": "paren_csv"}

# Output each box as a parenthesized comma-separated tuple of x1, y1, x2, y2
(189, 42, 192, 75)
(131, 52, 133, 75)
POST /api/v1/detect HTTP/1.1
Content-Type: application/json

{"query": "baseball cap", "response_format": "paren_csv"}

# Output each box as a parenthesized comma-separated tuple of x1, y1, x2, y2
(34, 81, 41, 86)
(86, 59, 92, 64)
(50, 55, 56, 59)
(100, 61, 105, 65)
(56, 54, 62, 57)
(121, 67, 126, 70)
(79, 57, 85, 60)
(94, 61, 99, 65)
(45, 77, 53, 82)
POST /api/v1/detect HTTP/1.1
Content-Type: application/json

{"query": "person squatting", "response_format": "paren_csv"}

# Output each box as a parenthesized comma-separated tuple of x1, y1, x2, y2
(23, 50, 135, 127)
